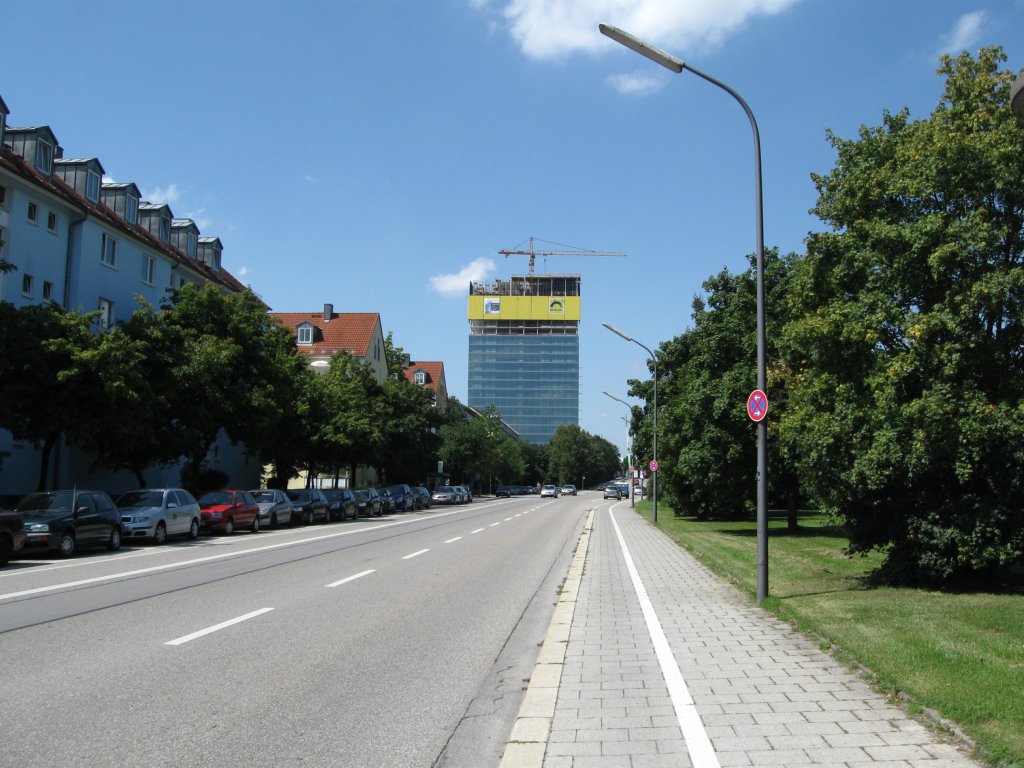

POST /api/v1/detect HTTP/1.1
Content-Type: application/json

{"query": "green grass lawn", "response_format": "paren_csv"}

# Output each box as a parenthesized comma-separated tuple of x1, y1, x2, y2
(634, 502, 1024, 768)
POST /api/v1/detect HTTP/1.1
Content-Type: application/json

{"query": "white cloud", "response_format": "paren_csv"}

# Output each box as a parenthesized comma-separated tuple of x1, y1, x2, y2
(237, 266, 250, 277)
(938, 11, 986, 55)
(102, 174, 116, 184)
(184, 208, 213, 231)
(430, 257, 496, 298)
(488, 0, 798, 60)
(142, 183, 181, 205)
(303, 173, 318, 185)
(606, 71, 664, 95)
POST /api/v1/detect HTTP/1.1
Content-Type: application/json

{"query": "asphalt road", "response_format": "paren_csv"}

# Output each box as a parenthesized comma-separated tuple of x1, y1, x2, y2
(0, 494, 591, 768)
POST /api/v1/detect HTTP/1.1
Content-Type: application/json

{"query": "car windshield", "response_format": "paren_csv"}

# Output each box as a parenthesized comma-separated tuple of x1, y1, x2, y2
(16, 492, 77, 514)
(435, 486, 454, 493)
(353, 490, 371, 501)
(117, 490, 164, 508)
(199, 491, 232, 506)
(387, 485, 405, 494)
(252, 491, 278, 502)
(286, 490, 313, 502)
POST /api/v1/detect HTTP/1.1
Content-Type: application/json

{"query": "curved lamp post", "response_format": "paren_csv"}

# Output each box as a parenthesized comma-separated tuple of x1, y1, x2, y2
(599, 23, 768, 604)
(604, 391, 636, 507)
(602, 322, 658, 523)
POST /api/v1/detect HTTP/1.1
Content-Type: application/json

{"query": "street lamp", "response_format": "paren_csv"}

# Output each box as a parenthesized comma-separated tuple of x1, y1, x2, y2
(604, 390, 636, 508)
(602, 322, 658, 523)
(599, 23, 769, 604)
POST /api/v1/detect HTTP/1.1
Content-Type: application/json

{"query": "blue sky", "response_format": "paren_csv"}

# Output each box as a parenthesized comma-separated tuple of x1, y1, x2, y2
(4, 0, 1021, 456)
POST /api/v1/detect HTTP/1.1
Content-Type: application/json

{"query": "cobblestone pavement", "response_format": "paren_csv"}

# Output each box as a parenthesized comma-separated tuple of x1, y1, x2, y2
(501, 501, 983, 768)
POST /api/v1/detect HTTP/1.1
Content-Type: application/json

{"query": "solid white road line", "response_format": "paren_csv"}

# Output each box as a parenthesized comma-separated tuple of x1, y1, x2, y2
(403, 549, 429, 560)
(165, 607, 274, 647)
(608, 507, 721, 768)
(444, 537, 463, 544)
(326, 569, 376, 588)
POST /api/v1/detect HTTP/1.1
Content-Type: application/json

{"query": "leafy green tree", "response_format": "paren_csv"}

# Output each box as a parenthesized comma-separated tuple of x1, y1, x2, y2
(547, 425, 620, 488)
(779, 48, 1024, 582)
(438, 403, 524, 491)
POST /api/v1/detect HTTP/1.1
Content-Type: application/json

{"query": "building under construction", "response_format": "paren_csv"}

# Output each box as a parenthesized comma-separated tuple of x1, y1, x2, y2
(467, 274, 581, 444)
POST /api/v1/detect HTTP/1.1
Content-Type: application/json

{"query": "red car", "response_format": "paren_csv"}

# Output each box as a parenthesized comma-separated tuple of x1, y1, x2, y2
(198, 490, 260, 535)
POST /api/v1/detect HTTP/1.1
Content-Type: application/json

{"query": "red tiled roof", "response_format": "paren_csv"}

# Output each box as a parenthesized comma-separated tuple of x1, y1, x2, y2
(403, 361, 445, 392)
(270, 312, 380, 357)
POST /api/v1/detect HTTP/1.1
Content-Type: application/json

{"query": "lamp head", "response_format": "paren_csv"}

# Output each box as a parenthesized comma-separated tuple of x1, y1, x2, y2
(599, 23, 685, 74)
(602, 321, 633, 342)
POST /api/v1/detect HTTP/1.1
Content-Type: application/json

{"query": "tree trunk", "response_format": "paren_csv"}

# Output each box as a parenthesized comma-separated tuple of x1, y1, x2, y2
(37, 431, 60, 491)
(787, 489, 799, 532)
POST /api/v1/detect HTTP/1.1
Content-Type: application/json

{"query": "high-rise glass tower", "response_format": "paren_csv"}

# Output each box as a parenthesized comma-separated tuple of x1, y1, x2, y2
(468, 274, 580, 443)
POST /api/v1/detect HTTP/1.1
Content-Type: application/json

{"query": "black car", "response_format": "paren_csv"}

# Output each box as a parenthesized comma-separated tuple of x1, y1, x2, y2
(323, 488, 357, 521)
(496, 486, 514, 497)
(0, 507, 27, 566)
(386, 484, 415, 512)
(17, 490, 122, 557)
(377, 488, 395, 515)
(353, 488, 382, 518)
(412, 486, 431, 510)
(285, 488, 329, 525)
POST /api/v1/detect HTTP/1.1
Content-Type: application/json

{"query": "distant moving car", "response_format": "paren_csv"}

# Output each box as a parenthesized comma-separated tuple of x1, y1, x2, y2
(495, 486, 514, 498)
(286, 488, 329, 525)
(0, 507, 27, 566)
(117, 488, 201, 544)
(431, 486, 458, 505)
(17, 490, 122, 557)
(560, 484, 577, 496)
(199, 490, 260, 535)
(323, 488, 357, 521)
(251, 489, 295, 528)
(603, 486, 622, 500)
(616, 483, 631, 499)
(540, 485, 558, 498)
(353, 488, 382, 518)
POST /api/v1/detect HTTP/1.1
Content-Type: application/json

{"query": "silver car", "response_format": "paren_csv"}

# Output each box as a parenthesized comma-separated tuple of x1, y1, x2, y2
(117, 488, 201, 544)
(250, 489, 295, 528)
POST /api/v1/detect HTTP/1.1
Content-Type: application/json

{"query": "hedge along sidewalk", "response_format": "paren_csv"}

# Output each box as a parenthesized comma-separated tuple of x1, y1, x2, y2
(499, 509, 594, 768)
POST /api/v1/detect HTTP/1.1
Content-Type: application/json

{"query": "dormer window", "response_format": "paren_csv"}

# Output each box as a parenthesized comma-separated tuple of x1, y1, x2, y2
(414, 370, 426, 385)
(159, 218, 169, 242)
(86, 170, 100, 202)
(125, 194, 138, 224)
(35, 140, 53, 174)
(297, 324, 314, 345)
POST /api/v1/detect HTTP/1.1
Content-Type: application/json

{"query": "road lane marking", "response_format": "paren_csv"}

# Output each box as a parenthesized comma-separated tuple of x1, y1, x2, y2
(165, 607, 274, 646)
(490, 522, 501, 527)
(505, 517, 513, 521)
(445, 537, 463, 544)
(608, 507, 720, 768)
(326, 569, 375, 588)
(403, 549, 429, 560)
(471, 528, 485, 534)
(0, 509, 475, 602)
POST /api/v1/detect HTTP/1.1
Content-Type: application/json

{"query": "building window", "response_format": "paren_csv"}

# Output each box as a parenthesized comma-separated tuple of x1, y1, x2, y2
(125, 195, 138, 225)
(22, 274, 33, 297)
(101, 233, 117, 267)
(86, 170, 100, 202)
(35, 141, 53, 174)
(0, 185, 7, 208)
(27, 202, 38, 223)
(98, 298, 114, 329)
(414, 370, 426, 385)
(141, 254, 155, 284)
(42, 281, 53, 301)
(297, 325, 313, 345)
(47, 210, 57, 232)
(159, 218, 169, 242)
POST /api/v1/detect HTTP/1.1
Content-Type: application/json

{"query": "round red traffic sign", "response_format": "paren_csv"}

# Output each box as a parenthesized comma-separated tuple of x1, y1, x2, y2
(747, 389, 768, 422)
(649, 459, 659, 472)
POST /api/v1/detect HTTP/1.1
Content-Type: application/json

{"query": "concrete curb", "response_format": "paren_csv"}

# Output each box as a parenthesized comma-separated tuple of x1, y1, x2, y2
(499, 508, 595, 768)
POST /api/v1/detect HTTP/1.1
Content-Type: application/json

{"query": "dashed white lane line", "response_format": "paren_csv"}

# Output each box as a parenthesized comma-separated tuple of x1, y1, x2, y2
(505, 517, 513, 521)
(608, 507, 720, 768)
(326, 569, 375, 588)
(490, 522, 501, 527)
(403, 549, 430, 560)
(445, 537, 463, 544)
(165, 607, 274, 646)
(471, 528, 485, 534)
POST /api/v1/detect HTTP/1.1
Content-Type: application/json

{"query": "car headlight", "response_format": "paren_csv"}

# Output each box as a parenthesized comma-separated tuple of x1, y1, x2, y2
(135, 515, 151, 523)
(28, 523, 49, 532)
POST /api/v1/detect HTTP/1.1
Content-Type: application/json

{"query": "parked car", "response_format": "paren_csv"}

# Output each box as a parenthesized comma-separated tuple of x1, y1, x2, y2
(616, 483, 631, 499)
(117, 488, 201, 544)
(540, 484, 559, 498)
(199, 490, 260, 535)
(462, 485, 473, 503)
(0, 507, 27, 566)
(323, 488, 357, 521)
(386, 484, 415, 512)
(353, 488, 382, 518)
(377, 487, 395, 515)
(604, 485, 622, 500)
(251, 489, 295, 528)
(431, 486, 458, 505)
(17, 490, 122, 557)
(285, 488, 329, 525)
(560, 484, 577, 496)
(495, 486, 514, 498)
(412, 486, 431, 510)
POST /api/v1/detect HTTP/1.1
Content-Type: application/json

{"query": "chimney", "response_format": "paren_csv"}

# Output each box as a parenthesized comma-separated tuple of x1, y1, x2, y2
(323, 303, 334, 322)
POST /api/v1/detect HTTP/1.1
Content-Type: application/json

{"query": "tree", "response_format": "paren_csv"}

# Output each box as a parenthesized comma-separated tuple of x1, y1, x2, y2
(779, 48, 1024, 582)
(547, 424, 621, 488)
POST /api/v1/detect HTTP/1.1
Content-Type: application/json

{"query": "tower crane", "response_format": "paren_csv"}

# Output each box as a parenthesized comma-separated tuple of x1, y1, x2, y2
(498, 236, 626, 274)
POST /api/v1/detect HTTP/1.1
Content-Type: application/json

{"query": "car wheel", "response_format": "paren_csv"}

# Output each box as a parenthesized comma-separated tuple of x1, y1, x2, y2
(251, 515, 260, 533)
(0, 534, 12, 567)
(306, 510, 314, 525)
(153, 522, 167, 545)
(225, 518, 235, 536)
(188, 518, 200, 539)
(107, 527, 122, 551)
(270, 513, 278, 529)
(58, 531, 77, 557)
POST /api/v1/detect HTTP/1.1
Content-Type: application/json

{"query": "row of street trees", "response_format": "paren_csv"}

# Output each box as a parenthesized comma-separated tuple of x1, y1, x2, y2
(625, 49, 1024, 584)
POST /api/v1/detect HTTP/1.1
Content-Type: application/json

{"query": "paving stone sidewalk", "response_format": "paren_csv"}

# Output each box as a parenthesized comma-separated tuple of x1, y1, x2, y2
(503, 502, 983, 768)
